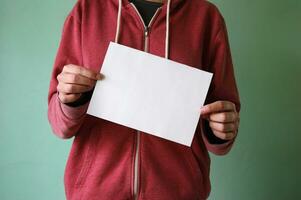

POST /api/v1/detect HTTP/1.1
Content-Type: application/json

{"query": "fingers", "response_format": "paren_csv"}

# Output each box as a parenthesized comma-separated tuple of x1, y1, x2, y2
(209, 112, 239, 123)
(58, 92, 82, 103)
(57, 82, 93, 94)
(201, 101, 236, 115)
(56, 64, 104, 103)
(57, 72, 96, 87)
(62, 64, 103, 80)
(200, 100, 240, 141)
(209, 121, 238, 133)
(207, 113, 240, 140)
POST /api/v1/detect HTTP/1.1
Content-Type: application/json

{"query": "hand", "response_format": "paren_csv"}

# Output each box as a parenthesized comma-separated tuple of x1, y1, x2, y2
(201, 101, 240, 140)
(57, 64, 104, 103)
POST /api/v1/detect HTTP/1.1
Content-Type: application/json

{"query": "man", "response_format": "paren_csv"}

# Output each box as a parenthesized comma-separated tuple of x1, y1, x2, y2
(47, 0, 240, 199)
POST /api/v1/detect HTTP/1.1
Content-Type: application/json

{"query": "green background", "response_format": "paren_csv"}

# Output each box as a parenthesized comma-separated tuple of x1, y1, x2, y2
(0, 0, 300, 199)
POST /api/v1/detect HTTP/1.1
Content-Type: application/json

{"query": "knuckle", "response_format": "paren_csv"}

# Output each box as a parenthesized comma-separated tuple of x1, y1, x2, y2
(231, 112, 236, 121)
(57, 84, 62, 92)
(236, 113, 240, 120)
(56, 74, 61, 81)
(64, 64, 71, 70)
(231, 102, 236, 109)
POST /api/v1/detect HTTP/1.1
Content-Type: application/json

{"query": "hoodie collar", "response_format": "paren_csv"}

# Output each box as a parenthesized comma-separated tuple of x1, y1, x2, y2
(115, 0, 184, 59)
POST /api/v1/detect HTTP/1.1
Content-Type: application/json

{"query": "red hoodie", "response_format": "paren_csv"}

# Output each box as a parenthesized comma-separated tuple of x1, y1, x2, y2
(47, 0, 240, 199)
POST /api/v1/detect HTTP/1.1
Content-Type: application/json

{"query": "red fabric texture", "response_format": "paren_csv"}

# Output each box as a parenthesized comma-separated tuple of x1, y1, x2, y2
(47, 0, 241, 199)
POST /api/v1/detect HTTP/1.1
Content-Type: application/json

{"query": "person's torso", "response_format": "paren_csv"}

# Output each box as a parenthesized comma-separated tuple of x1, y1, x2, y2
(64, 0, 223, 199)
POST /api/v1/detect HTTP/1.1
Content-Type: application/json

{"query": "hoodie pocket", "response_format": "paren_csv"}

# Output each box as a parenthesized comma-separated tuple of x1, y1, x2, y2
(73, 119, 101, 188)
(187, 146, 211, 199)
(186, 148, 203, 182)
(74, 150, 93, 188)
(165, 147, 203, 199)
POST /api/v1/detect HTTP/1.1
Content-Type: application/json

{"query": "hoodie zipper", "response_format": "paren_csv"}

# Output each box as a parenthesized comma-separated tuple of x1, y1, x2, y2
(130, 3, 161, 200)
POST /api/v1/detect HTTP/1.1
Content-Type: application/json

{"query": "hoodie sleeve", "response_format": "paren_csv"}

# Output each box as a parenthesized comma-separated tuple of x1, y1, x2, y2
(200, 15, 241, 155)
(47, 3, 88, 139)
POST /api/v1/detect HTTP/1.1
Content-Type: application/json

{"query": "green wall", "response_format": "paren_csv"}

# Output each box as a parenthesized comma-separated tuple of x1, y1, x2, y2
(0, 0, 300, 199)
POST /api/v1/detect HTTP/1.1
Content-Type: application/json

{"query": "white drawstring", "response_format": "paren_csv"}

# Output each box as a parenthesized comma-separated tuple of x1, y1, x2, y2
(114, 0, 171, 59)
(165, 0, 171, 59)
(115, 0, 122, 43)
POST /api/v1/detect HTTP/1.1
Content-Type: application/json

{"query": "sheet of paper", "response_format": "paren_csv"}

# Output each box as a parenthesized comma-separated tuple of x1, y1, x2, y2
(87, 42, 213, 146)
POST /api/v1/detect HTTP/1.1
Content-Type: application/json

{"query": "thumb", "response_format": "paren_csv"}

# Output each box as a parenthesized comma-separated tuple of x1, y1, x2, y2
(200, 105, 211, 116)
(200, 107, 210, 120)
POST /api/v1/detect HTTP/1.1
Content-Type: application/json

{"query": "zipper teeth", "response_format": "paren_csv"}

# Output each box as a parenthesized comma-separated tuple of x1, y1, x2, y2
(130, 3, 161, 200)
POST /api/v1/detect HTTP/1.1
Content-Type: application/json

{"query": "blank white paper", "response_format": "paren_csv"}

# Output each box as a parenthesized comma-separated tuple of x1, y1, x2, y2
(87, 42, 212, 146)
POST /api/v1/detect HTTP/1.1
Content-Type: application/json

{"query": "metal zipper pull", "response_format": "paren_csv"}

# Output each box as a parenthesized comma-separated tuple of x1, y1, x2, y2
(144, 27, 149, 52)
(144, 27, 149, 37)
